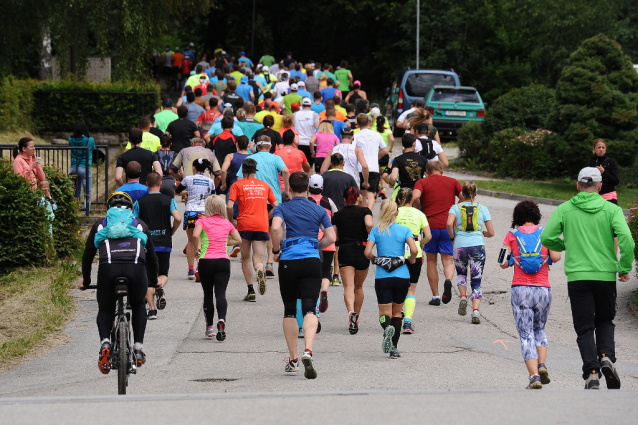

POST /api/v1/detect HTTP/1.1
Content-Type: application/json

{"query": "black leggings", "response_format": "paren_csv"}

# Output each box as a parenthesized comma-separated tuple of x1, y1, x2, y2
(279, 258, 322, 318)
(321, 251, 335, 279)
(97, 263, 148, 344)
(198, 258, 231, 325)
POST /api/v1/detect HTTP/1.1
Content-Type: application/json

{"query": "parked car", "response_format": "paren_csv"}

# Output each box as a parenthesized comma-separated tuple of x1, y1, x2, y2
(385, 69, 460, 130)
(424, 85, 486, 139)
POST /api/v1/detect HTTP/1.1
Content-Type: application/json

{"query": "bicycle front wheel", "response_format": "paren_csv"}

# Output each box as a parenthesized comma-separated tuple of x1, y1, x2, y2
(118, 320, 127, 395)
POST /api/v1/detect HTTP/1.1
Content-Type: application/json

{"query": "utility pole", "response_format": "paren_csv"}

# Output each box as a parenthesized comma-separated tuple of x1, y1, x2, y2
(416, 0, 419, 69)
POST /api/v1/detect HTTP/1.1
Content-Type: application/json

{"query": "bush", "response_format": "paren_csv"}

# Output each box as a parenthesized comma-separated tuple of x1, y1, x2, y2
(457, 121, 487, 161)
(482, 84, 555, 138)
(489, 128, 559, 180)
(0, 78, 34, 132)
(547, 34, 638, 176)
(627, 196, 638, 274)
(44, 166, 82, 257)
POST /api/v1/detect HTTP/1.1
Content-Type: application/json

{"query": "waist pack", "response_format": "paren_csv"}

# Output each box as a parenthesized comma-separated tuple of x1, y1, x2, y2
(373, 256, 406, 272)
(94, 207, 148, 248)
(508, 227, 551, 274)
(458, 202, 482, 232)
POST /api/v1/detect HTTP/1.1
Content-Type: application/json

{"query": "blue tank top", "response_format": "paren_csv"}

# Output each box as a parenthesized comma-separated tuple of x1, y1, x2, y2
(228, 152, 250, 186)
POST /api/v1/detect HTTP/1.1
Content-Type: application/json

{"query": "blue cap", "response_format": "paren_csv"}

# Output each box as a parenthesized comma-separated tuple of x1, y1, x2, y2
(240, 76, 248, 83)
(241, 51, 246, 55)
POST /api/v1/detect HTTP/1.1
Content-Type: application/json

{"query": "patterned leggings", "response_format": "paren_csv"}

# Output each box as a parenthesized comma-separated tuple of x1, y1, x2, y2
(511, 286, 552, 362)
(453, 245, 486, 300)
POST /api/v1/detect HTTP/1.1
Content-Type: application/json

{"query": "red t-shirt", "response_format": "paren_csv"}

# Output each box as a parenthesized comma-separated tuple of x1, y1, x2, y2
(228, 177, 277, 232)
(503, 225, 551, 287)
(275, 146, 307, 191)
(197, 109, 221, 124)
(413, 174, 462, 229)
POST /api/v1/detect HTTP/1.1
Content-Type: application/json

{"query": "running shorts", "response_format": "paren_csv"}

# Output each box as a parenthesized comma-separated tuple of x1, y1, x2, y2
(375, 277, 411, 305)
(360, 172, 380, 193)
(156, 251, 171, 276)
(239, 230, 270, 241)
(407, 257, 423, 283)
(422, 228, 453, 256)
(279, 257, 322, 317)
(321, 251, 335, 279)
(184, 211, 204, 230)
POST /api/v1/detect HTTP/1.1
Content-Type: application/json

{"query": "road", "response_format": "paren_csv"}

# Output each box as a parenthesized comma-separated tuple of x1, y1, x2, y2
(1, 169, 638, 423)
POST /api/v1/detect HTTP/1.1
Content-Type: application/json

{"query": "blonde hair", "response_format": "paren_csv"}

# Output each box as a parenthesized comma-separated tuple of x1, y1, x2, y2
(318, 120, 334, 135)
(396, 187, 413, 206)
(281, 114, 295, 128)
(377, 199, 398, 235)
(319, 74, 327, 81)
(462, 181, 478, 203)
(236, 108, 246, 121)
(204, 194, 227, 218)
(407, 108, 431, 129)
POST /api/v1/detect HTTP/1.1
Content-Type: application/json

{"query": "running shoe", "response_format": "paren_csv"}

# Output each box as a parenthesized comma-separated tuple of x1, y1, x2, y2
(257, 270, 267, 295)
(98, 341, 111, 375)
(285, 357, 299, 373)
(458, 297, 468, 316)
(134, 349, 146, 367)
(526, 374, 542, 389)
(216, 320, 226, 342)
(298, 328, 304, 339)
(538, 363, 551, 385)
(471, 310, 481, 324)
(147, 309, 157, 320)
(389, 347, 401, 359)
(316, 321, 321, 334)
(382, 326, 395, 353)
(442, 279, 452, 304)
(244, 292, 256, 302)
(188, 269, 195, 280)
(206, 325, 216, 338)
(348, 312, 359, 335)
(229, 245, 241, 258)
(584, 371, 600, 389)
(155, 288, 166, 310)
(302, 350, 317, 379)
(330, 264, 334, 277)
(331, 274, 342, 286)
(319, 290, 329, 313)
(379, 190, 387, 200)
(195, 268, 200, 282)
(601, 356, 621, 389)
(429, 298, 441, 306)
(265, 262, 275, 277)
(402, 321, 414, 334)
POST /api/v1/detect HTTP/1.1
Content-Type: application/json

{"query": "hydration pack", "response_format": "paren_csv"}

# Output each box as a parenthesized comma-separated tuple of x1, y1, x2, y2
(508, 227, 550, 274)
(94, 207, 148, 248)
(458, 202, 482, 232)
(419, 137, 436, 160)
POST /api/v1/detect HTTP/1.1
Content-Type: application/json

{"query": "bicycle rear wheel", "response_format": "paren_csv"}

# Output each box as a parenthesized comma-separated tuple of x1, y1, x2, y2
(118, 320, 127, 395)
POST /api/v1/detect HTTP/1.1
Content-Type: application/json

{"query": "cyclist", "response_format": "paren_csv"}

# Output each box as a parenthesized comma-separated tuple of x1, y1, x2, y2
(77, 192, 159, 373)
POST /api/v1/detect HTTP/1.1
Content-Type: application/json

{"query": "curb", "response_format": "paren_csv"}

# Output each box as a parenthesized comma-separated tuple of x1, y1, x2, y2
(477, 189, 631, 215)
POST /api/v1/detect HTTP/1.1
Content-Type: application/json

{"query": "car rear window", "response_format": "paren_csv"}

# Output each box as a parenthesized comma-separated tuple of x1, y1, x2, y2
(404, 73, 455, 97)
(430, 88, 481, 103)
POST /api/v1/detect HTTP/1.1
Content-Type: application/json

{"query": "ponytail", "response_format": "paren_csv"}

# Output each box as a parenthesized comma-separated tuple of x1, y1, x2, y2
(376, 115, 386, 133)
(462, 181, 477, 203)
(396, 187, 413, 206)
(193, 157, 215, 175)
(343, 186, 360, 206)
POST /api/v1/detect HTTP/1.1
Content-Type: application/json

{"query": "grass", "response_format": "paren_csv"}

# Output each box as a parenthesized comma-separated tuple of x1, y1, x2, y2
(459, 179, 638, 209)
(0, 250, 81, 371)
(0, 130, 50, 146)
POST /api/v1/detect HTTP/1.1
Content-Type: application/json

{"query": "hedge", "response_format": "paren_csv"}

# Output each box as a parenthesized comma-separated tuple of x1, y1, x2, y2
(0, 78, 160, 134)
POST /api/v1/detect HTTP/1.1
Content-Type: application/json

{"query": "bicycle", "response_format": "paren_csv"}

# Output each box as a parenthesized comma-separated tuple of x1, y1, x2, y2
(87, 277, 136, 395)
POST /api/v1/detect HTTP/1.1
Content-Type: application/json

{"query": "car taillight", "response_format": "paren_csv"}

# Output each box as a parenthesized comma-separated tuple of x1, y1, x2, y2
(398, 90, 403, 109)
(426, 107, 434, 115)
(477, 109, 485, 118)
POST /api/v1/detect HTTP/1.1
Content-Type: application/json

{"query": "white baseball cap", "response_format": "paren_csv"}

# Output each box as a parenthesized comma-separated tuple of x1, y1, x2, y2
(301, 97, 312, 106)
(297, 81, 305, 87)
(290, 83, 299, 91)
(262, 66, 269, 72)
(224, 103, 232, 109)
(577, 167, 602, 183)
(370, 107, 381, 116)
(309, 174, 323, 189)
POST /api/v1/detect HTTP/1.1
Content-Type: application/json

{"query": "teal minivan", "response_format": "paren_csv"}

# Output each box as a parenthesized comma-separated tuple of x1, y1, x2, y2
(425, 86, 486, 138)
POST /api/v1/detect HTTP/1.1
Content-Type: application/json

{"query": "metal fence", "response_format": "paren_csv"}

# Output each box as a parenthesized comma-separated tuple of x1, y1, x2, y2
(0, 145, 112, 215)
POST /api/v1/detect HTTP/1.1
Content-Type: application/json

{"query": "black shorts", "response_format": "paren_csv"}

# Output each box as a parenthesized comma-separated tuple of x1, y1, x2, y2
(299, 145, 315, 166)
(279, 258, 322, 317)
(375, 277, 411, 305)
(338, 246, 370, 270)
(268, 204, 274, 227)
(314, 157, 326, 174)
(407, 258, 422, 283)
(320, 251, 335, 279)
(156, 251, 171, 277)
(360, 171, 380, 193)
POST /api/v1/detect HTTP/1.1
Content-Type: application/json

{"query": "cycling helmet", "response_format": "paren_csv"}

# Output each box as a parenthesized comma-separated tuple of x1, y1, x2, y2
(107, 191, 133, 209)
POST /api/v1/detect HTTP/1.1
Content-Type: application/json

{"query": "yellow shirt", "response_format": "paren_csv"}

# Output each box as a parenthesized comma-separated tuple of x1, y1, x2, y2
(254, 111, 283, 131)
(186, 73, 209, 90)
(125, 131, 160, 152)
(335, 105, 347, 116)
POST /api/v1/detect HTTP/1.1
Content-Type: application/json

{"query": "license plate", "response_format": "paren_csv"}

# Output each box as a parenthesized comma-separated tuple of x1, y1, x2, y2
(445, 110, 466, 117)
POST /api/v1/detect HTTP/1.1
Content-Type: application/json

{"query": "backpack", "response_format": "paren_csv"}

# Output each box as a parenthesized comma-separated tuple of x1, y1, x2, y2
(458, 202, 482, 232)
(158, 149, 175, 176)
(94, 207, 148, 248)
(419, 137, 436, 160)
(508, 227, 550, 274)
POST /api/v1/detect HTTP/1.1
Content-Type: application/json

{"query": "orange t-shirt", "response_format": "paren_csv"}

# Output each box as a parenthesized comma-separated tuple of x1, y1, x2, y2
(319, 110, 346, 121)
(229, 177, 277, 232)
(172, 52, 184, 68)
(275, 146, 307, 191)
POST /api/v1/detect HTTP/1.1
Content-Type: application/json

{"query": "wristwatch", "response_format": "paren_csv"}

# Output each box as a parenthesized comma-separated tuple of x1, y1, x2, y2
(272, 248, 281, 255)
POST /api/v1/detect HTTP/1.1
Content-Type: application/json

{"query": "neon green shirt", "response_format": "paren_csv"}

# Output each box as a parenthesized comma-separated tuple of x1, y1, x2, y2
(396, 206, 429, 258)
(125, 132, 161, 152)
(283, 93, 303, 114)
(154, 110, 178, 132)
(259, 55, 276, 67)
(335, 69, 351, 91)
(186, 73, 209, 90)
(230, 71, 243, 85)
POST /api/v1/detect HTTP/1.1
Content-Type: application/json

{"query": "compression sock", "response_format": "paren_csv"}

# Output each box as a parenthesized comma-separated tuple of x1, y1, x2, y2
(189, 265, 194, 271)
(247, 284, 255, 294)
(101, 338, 110, 345)
(379, 314, 391, 330)
(296, 299, 304, 328)
(404, 296, 416, 322)
(134, 342, 143, 350)
(391, 318, 402, 348)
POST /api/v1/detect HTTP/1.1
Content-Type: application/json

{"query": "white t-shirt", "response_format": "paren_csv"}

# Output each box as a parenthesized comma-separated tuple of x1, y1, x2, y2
(354, 128, 386, 173)
(180, 174, 215, 212)
(415, 137, 444, 162)
(397, 107, 416, 124)
(274, 81, 290, 97)
(331, 143, 359, 186)
(294, 109, 320, 146)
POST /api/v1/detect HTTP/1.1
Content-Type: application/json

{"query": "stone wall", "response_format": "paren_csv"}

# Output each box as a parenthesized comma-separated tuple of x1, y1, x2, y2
(51, 57, 111, 82)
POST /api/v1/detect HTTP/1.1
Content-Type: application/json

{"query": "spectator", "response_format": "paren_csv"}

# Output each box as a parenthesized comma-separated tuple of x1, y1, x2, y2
(116, 161, 149, 204)
(12, 137, 46, 191)
(166, 106, 201, 154)
(116, 128, 162, 186)
(584, 138, 620, 205)
(68, 120, 96, 215)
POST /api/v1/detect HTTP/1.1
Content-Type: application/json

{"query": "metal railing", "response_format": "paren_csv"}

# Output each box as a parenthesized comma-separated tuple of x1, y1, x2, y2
(0, 144, 111, 215)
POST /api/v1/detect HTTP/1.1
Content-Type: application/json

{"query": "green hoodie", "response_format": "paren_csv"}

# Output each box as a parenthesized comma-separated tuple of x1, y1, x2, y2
(541, 191, 634, 282)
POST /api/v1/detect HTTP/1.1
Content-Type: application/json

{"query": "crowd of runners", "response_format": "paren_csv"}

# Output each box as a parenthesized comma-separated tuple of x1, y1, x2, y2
(26, 49, 629, 390)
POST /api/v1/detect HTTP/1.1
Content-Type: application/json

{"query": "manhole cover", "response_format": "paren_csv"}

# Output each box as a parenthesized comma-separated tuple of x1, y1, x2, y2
(191, 378, 238, 383)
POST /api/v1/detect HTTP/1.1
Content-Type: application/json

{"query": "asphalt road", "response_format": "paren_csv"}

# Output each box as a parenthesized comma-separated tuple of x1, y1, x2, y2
(2, 168, 638, 423)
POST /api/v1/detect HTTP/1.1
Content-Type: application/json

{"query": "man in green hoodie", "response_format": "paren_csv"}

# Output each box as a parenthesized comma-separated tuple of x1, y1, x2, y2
(541, 167, 634, 390)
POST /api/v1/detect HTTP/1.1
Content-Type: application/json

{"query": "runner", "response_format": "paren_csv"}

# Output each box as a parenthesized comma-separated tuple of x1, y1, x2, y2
(364, 199, 418, 358)
(387, 133, 428, 199)
(116, 162, 149, 204)
(157, 135, 177, 198)
(446, 181, 495, 324)
(283, 84, 303, 114)
(412, 160, 462, 306)
(345, 80, 366, 106)
(165, 106, 201, 154)
(116, 129, 162, 186)
(271, 172, 336, 379)
(133, 172, 182, 320)
(174, 158, 217, 280)
(220, 136, 251, 257)
(311, 91, 325, 114)
(228, 158, 279, 301)
(309, 120, 339, 174)
(169, 137, 221, 184)
(236, 102, 264, 140)
(394, 188, 431, 334)
(294, 98, 321, 169)
(251, 115, 283, 153)
(275, 130, 311, 192)
(414, 123, 447, 168)
(354, 113, 388, 210)
(154, 98, 179, 132)
(320, 152, 361, 211)
(193, 195, 242, 340)
(500, 200, 561, 389)
(208, 116, 237, 176)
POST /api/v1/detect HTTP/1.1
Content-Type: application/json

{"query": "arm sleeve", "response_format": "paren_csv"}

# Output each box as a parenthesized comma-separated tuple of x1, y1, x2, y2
(175, 183, 187, 194)
(603, 158, 620, 187)
(614, 207, 635, 274)
(540, 209, 565, 252)
(81, 224, 99, 287)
